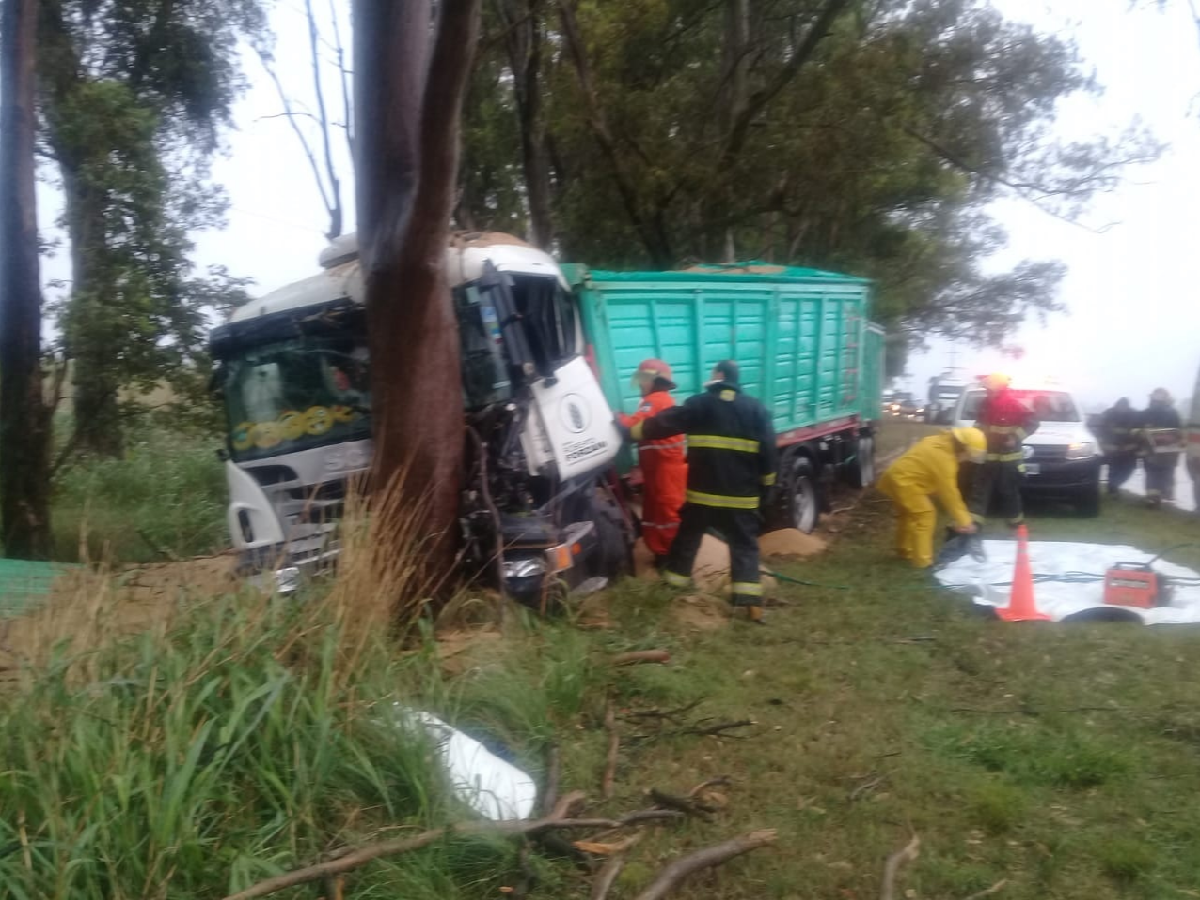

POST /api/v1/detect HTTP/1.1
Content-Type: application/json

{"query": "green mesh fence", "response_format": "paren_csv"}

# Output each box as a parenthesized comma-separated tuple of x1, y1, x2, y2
(0, 559, 79, 618)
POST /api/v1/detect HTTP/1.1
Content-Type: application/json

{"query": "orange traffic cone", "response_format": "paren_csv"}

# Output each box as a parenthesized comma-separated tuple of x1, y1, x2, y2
(996, 524, 1050, 622)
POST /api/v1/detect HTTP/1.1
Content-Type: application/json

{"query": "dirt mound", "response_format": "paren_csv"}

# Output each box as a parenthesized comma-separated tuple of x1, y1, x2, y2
(671, 593, 730, 631)
(634, 533, 794, 595)
(632, 534, 743, 591)
(759, 528, 828, 559)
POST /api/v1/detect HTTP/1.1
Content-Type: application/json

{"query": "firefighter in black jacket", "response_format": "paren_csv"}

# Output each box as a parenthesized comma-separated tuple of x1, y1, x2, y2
(630, 360, 778, 623)
(1141, 387, 1184, 507)
(1099, 397, 1140, 495)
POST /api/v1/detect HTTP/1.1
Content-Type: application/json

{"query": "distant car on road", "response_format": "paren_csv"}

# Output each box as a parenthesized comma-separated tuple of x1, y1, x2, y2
(952, 382, 1102, 516)
(887, 391, 923, 420)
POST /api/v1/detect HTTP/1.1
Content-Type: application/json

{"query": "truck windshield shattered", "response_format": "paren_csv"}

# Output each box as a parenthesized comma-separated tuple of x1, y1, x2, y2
(222, 335, 371, 461)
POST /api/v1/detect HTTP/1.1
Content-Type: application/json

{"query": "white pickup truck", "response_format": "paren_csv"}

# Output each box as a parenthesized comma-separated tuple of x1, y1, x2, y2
(952, 380, 1102, 516)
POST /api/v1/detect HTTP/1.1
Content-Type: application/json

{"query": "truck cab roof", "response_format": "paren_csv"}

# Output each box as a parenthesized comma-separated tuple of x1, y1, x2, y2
(227, 231, 567, 325)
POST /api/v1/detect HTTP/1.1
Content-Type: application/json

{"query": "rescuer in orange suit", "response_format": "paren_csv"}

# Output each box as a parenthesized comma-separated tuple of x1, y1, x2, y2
(618, 359, 688, 568)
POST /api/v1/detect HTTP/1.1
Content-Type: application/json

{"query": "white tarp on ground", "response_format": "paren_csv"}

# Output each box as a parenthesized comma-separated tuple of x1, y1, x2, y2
(935, 540, 1200, 625)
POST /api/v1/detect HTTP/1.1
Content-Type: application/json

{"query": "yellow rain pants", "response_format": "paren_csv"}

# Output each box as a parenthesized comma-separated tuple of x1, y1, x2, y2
(877, 432, 974, 568)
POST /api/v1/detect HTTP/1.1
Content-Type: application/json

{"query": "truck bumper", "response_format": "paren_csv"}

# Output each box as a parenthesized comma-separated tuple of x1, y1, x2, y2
(235, 535, 340, 594)
(501, 521, 606, 606)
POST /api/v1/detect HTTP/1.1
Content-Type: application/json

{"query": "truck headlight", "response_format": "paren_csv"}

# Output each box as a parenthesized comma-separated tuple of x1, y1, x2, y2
(1066, 441, 1097, 460)
(503, 557, 546, 580)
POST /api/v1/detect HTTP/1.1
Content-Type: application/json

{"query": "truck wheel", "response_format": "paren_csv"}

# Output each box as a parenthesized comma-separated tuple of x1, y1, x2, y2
(845, 435, 876, 488)
(787, 457, 819, 534)
(591, 489, 633, 580)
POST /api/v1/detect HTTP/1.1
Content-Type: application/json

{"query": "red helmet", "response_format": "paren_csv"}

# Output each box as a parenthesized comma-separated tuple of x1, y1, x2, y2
(632, 358, 677, 390)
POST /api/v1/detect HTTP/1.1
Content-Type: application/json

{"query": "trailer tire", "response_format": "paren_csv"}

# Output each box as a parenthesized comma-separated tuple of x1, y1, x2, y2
(780, 456, 819, 534)
(846, 434, 877, 488)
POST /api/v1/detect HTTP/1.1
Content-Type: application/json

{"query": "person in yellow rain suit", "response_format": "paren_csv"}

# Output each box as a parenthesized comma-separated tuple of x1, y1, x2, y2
(878, 427, 987, 568)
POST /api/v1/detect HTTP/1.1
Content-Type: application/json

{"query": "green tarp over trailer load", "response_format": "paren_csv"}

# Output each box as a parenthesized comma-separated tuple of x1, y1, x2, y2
(570, 264, 882, 433)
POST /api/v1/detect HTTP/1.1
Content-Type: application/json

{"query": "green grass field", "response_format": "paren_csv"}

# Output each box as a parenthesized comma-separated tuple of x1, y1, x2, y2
(5, 422, 1200, 898)
(584, 489, 1200, 899)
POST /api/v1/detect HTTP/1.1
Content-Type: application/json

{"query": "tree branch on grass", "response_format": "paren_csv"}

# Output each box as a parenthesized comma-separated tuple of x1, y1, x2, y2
(679, 718, 754, 739)
(687, 775, 732, 798)
(612, 649, 672, 667)
(603, 695, 619, 799)
(963, 880, 1008, 900)
(632, 829, 778, 900)
(620, 699, 704, 724)
(221, 791, 683, 900)
(590, 853, 627, 900)
(649, 788, 716, 820)
(541, 742, 561, 816)
(880, 834, 920, 900)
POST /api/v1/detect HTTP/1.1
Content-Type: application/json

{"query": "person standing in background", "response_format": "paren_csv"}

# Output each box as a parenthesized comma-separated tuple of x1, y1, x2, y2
(1099, 397, 1141, 495)
(1141, 387, 1184, 508)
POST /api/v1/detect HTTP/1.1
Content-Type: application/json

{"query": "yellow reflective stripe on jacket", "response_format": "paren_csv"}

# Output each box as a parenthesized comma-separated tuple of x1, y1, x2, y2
(731, 581, 763, 596)
(662, 569, 690, 588)
(760, 472, 777, 487)
(688, 435, 760, 453)
(986, 451, 1025, 462)
(685, 489, 759, 509)
(630, 421, 645, 441)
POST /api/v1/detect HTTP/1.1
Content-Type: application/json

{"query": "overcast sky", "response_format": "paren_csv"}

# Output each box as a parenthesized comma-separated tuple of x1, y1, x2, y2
(907, 0, 1200, 411)
(34, 0, 1200, 412)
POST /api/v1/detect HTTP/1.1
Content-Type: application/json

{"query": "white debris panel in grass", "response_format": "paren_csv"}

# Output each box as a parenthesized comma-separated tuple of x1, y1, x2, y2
(935, 540, 1200, 625)
(390, 706, 538, 820)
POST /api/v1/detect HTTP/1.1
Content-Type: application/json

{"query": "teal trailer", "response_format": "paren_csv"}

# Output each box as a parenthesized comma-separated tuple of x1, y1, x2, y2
(568, 263, 885, 532)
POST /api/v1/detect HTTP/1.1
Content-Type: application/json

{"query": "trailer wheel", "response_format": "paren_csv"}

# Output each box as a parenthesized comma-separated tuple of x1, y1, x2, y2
(846, 434, 876, 488)
(787, 457, 819, 534)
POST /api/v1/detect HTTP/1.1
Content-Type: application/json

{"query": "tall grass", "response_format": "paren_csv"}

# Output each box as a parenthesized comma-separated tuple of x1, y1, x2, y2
(0, 477, 600, 899)
(0, 591, 464, 900)
(52, 423, 227, 563)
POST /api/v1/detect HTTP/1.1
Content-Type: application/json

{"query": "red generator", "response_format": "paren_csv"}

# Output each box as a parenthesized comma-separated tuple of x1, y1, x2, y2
(1103, 563, 1161, 609)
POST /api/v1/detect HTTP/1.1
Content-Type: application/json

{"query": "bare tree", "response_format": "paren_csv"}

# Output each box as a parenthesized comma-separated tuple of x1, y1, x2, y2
(355, 0, 482, 585)
(495, 0, 553, 248)
(0, 0, 53, 558)
(258, 0, 355, 240)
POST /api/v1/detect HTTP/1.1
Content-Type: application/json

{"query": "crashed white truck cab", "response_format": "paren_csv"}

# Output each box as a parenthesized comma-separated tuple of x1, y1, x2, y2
(209, 233, 633, 601)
